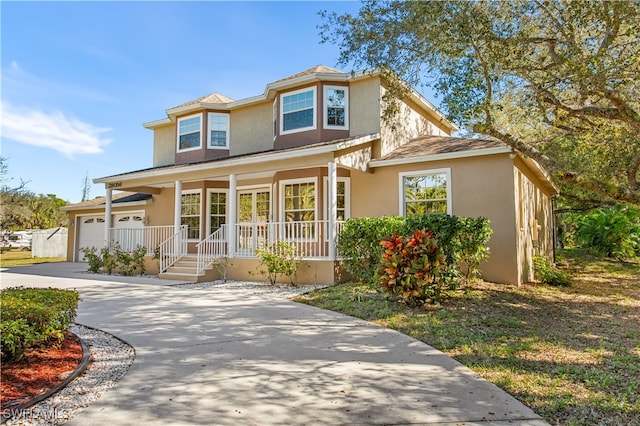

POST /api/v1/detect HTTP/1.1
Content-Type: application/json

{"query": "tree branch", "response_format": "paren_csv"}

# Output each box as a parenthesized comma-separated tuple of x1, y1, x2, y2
(629, 151, 640, 192)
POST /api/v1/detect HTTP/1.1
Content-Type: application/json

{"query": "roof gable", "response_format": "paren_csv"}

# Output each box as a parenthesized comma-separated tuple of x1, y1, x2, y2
(273, 65, 343, 83)
(172, 92, 235, 110)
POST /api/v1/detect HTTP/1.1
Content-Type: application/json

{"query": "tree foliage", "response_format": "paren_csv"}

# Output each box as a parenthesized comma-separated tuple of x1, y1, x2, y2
(320, 0, 640, 206)
(0, 157, 67, 231)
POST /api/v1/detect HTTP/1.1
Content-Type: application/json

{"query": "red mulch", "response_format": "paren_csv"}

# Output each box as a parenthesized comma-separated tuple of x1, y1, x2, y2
(1, 332, 84, 410)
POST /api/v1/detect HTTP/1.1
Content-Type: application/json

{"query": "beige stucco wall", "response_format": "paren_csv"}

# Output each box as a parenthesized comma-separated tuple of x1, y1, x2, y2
(349, 77, 382, 137)
(153, 124, 176, 167)
(379, 87, 449, 157)
(350, 153, 522, 285)
(514, 158, 555, 284)
(212, 258, 344, 286)
(230, 101, 274, 156)
(144, 187, 176, 226)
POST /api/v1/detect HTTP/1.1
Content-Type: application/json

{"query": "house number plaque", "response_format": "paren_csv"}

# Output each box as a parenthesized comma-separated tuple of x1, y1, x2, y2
(107, 181, 123, 189)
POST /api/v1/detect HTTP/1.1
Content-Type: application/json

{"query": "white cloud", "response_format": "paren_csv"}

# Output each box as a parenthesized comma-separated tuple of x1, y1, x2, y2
(0, 102, 111, 157)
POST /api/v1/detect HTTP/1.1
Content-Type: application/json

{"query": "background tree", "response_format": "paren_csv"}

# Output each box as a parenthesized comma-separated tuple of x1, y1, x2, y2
(0, 157, 67, 231)
(320, 0, 640, 206)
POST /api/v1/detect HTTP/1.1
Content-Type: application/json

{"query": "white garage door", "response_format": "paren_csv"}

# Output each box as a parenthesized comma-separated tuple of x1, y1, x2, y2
(76, 213, 145, 261)
(77, 216, 105, 261)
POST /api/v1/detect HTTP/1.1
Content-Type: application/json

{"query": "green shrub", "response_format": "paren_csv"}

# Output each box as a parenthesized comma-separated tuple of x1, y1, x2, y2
(533, 255, 571, 287)
(256, 241, 301, 285)
(378, 230, 447, 306)
(404, 214, 493, 284)
(575, 205, 640, 260)
(338, 214, 492, 285)
(101, 246, 116, 274)
(337, 216, 406, 282)
(1, 287, 80, 363)
(114, 244, 147, 276)
(0, 319, 35, 363)
(81, 243, 148, 276)
(80, 246, 103, 273)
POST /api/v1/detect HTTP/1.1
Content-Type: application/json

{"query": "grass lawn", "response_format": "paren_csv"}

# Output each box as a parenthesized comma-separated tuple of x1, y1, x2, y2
(0, 250, 66, 268)
(294, 249, 639, 425)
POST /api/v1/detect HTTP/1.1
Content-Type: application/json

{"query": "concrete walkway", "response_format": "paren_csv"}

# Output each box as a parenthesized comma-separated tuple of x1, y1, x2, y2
(1, 263, 548, 425)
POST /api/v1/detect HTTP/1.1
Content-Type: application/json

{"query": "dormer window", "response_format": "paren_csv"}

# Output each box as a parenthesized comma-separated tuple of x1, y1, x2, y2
(281, 87, 317, 135)
(208, 113, 229, 149)
(324, 86, 349, 129)
(177, 114, 202, 152)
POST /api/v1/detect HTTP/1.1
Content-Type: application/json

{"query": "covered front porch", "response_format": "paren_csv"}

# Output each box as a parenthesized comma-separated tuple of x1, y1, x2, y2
(94, 135, 376, 283)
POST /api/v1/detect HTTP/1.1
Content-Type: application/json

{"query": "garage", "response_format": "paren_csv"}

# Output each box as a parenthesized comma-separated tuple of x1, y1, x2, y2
(76, 212, 144, 261)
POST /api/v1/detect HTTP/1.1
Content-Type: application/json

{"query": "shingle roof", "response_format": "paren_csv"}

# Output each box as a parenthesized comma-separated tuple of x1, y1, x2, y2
(94, 133, 379, 182)
(62, 192, 152, 210)
(380, 135, 508, 160)
(172, 92, 235, 110)
(274, 65, 343, 83)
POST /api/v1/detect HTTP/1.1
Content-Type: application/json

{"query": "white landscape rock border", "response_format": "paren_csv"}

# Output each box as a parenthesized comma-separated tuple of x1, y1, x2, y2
(171, 280, 329, 298)
(4, 324, 135, 426)
(3, 281, 328, 425)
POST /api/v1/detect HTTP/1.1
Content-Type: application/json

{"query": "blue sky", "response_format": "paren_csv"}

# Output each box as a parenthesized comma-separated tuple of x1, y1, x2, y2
(1, 1, 436, 203)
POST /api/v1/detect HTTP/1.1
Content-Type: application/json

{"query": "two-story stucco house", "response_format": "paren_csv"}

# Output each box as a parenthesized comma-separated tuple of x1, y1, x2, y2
(62, 65, 557, 286)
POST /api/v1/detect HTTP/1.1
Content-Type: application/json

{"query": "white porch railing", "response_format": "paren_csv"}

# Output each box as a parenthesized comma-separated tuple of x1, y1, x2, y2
(159, 225, 188, 273)
(231, 220, 344, 258)
(109, 221, 344, 276)
(196, 225, 227, 274)
(108, 225, 177, 255)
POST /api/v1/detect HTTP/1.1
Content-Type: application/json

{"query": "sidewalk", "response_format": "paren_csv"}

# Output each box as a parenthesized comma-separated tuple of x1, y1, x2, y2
(1, 263, 549, 425)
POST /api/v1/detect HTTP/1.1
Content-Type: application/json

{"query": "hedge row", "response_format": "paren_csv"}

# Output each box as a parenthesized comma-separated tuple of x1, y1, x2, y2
(1, 287, 80, 363)
(337, 213, 493, 285)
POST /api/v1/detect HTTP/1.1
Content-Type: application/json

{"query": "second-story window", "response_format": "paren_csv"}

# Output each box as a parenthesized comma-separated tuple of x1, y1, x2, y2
(208, 113, 229, 149)
(324, 86, 349, 129)
(281, 87, 316, 134)
(177, 114, 202, 152)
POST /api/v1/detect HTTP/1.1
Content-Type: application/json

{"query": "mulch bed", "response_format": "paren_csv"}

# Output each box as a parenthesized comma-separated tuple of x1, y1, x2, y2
(1, 332, 84, 411)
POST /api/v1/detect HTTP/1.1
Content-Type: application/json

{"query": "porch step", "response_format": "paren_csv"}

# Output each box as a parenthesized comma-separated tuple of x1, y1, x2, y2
(158, 255, 216, 283)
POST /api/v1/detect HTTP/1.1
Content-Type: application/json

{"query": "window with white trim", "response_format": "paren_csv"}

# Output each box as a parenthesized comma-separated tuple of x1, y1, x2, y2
(177, 114, 202, 152)
(207, 113, 229, 149)
(208, 190, 227, 235)
(323, 177, 350, 222)
(400, 169, 451, 216)
(181, 191, 201, 240)
(324, 86, 349, 129)
(280, 87, 316, 134)
(281, 178, 317, 240)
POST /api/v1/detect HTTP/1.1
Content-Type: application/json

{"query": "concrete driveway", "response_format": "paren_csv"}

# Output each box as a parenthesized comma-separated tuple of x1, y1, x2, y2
(1, 263, 547, 425)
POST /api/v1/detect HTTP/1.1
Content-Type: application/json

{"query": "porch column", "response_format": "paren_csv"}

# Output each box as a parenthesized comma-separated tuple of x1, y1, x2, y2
(104, 188, 112, 247)
(174, 180, 182, 234)
(328, 162, 337, 260)
(228, 174, 236, 258)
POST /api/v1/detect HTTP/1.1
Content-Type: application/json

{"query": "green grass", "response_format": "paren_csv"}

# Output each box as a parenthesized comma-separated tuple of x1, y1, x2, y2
(294, 249, 640, 425)
(0, 250, 66, 268)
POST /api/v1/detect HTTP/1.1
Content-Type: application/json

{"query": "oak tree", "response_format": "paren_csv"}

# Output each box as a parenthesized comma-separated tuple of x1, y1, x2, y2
(320, 0, 640, 205)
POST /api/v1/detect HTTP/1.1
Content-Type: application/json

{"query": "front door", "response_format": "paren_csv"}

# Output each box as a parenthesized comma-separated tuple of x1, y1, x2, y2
(237, 189, 271, 254)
